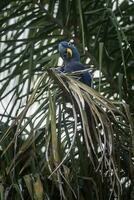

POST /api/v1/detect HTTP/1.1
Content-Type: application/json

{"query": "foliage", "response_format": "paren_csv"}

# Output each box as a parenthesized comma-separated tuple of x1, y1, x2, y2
(0, 0, 134, 199)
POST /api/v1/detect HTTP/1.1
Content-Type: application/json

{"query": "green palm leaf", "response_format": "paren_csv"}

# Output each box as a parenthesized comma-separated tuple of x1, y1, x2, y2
(0, 0, 134, 199)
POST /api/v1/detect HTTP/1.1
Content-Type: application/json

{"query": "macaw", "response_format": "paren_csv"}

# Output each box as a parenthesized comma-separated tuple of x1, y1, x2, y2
(58, 41, 92, 87)
(58, 41, 94, 159)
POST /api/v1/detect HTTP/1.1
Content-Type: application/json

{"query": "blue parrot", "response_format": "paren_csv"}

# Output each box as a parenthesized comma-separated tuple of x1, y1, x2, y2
(58, 41, 94, 159)
(58, 41, 92, 87)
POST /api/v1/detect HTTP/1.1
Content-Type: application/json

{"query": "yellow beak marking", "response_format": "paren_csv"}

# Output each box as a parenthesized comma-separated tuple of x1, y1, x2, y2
(67, 48, 72, 58)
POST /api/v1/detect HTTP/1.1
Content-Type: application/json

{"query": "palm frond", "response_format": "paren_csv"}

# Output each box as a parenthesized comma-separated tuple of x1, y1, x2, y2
(0, 0, 134, 199)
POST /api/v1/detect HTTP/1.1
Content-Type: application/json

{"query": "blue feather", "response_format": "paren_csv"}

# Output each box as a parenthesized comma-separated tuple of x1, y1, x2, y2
(58, 41, 92, 87)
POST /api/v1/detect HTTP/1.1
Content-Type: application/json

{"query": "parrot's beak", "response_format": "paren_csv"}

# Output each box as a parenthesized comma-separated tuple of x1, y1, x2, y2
(67, 48, 72, 58)
(58, 43, 72, 59)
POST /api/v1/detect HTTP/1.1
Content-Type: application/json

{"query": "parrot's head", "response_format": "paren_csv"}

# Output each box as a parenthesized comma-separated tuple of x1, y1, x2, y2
(58, 41, 80, 63)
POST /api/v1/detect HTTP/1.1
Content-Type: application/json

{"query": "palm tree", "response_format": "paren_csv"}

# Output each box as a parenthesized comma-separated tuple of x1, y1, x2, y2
(0, 0, 134, 199)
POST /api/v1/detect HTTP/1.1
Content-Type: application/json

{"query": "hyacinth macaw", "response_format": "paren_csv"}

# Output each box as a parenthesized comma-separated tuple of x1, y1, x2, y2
(58, 41, 93, 145)
(58, 41, 92, 87)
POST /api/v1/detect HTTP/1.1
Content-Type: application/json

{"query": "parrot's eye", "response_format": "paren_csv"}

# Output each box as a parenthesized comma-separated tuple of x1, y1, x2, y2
(68, 42, 71, 46)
